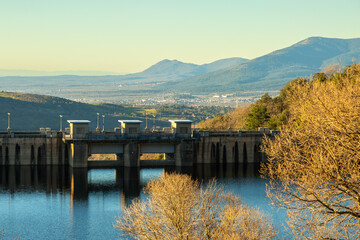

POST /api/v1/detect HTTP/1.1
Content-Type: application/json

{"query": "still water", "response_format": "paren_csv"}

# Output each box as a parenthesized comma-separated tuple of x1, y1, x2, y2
(0, 164, 287, 239)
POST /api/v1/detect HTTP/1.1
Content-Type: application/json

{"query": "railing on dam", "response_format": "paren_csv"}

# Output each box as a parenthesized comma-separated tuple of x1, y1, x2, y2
(63, 130, 193, 141)
(64, 129, 270, 140)
(0, 131, 62, 138)
(0, 128, 280, 141)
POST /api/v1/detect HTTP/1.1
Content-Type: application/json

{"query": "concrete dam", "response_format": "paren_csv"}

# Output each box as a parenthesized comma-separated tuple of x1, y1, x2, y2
(0, 119, 277, 168)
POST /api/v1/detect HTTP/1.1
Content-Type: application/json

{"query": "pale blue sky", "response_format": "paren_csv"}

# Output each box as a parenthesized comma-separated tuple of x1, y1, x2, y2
(0, 0, 359, 73)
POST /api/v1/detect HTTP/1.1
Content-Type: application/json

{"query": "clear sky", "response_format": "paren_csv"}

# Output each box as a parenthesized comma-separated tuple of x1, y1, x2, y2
(0, 0, 359, 74)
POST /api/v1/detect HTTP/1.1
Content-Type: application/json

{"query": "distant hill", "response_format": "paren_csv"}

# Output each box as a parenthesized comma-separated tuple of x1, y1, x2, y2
(0, 92, 227, 130)
(141, 58, 248, 77)
(0, 92, 127, 130)
(141, 59, 201, 76)
(159, 37, 360, 93)
(121, 57, 249, 83)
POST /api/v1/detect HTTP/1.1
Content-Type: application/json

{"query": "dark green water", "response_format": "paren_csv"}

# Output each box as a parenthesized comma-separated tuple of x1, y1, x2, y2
(0, 164, 287, 239)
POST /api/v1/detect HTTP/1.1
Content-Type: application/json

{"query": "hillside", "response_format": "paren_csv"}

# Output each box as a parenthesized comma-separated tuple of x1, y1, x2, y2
(0, 92, 229, 130)
(157, 37, 360, 93)
(199, 63, 360, 131)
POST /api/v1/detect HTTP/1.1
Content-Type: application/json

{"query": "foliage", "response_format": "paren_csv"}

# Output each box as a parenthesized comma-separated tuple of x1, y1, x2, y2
(261, 63, 360, 239)
(246, 105, 269, 129)
(198, 105, 250, 130)
(114, 172, 277, 240)
(140, 153, 165, 160)
(88, 154, 117, 160)
(199, 76, 319, 130)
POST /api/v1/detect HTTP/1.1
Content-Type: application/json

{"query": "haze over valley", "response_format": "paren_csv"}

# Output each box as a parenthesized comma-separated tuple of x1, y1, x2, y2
(2, 37, 359, 106)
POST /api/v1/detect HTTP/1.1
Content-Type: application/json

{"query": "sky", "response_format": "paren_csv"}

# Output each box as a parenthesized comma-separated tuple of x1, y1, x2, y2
(0, 0, 359, 75)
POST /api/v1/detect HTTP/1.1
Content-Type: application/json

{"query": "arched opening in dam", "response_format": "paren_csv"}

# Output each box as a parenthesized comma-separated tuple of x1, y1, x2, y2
(234, 141, 239, 164)
(243, 142, 248, 163)
(37, 146, 42, 165)
(222, 145, 227, 164)
(5, 147, 9, 165)
(31, 145, 35, 165)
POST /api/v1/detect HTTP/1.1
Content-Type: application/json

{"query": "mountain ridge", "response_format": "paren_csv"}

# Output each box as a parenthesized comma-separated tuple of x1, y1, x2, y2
(1, 37, 359, 103)
(158, 37, 360, 93)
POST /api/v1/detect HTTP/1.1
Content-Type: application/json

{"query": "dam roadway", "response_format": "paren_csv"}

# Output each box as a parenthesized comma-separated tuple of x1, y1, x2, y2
(0, 119, 277, 168)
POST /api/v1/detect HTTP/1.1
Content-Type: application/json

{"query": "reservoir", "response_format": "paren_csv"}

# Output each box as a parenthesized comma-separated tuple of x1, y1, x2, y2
(0, 164, 287, 239)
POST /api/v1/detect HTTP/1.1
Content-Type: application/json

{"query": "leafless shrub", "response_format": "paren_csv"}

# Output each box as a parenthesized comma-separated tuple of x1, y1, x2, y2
(114, 172, 277, 240)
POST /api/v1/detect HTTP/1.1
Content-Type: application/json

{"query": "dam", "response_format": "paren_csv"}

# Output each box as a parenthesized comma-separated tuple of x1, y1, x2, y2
(0, 119, 277, 167)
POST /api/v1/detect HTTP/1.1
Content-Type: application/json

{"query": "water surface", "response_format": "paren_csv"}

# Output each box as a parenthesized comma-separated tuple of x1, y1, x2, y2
(0, 164, 287, 239)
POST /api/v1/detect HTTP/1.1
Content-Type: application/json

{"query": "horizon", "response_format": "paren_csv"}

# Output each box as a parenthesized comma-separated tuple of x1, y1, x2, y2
(1, 0, 359, 75)
(1, 36, 359, 77)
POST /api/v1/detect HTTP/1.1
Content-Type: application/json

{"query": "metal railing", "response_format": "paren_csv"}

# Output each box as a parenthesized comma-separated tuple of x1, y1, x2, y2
(1, 128, 279, 140)
(0, 131, 62, 138)
(63, 130, 193, 141)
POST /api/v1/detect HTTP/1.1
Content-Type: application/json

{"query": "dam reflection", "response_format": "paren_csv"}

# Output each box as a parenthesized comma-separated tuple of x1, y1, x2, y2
(0, 163, 261, 203)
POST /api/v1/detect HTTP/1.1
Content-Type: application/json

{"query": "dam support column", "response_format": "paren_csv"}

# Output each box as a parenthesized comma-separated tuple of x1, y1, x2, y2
(124, 142, 139, 167)
(175, 140, 194, 167)
(67, 120, 91, 168)
(69, 142, 88, 168)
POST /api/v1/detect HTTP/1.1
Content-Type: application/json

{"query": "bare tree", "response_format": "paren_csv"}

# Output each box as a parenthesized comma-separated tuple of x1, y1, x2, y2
(261, 64, 360, 239)
(114, 172, 277, 240)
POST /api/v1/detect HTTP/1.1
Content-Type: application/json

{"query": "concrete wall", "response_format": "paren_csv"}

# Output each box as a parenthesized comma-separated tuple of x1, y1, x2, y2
(121, 123, 141, 135)
(194, 135, 266, 164)
(0, 135, 67, 166)
(70, 123, 89, 139)
(171, 122, 191, 134)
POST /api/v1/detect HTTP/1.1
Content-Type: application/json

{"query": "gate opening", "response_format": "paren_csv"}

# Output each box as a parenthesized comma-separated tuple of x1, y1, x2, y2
(88, 154, 117, 161)
(140, 153, 171, 160)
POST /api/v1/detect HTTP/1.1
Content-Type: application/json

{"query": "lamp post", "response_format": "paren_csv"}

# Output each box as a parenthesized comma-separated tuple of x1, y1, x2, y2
(153, 115, 156, 131)
(59, 115, 63, 132)
(102, 115, 105, 132)
(7, 113, 11, 132)
(145, 110, 149, 131)
(96, 113, 100, 132)
(228, 115, 232, 133)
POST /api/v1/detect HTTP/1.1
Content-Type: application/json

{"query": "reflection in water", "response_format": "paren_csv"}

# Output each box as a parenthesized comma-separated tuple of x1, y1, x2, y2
(0, 165, 70, 195)
(0, 164, 261, 201)
(0, 163, 286, 239)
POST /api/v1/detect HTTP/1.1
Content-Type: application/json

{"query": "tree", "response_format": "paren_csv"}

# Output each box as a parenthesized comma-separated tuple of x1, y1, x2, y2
(198, 105, 250, 131)
(114, 172, 277, 240)
(246, 105, 270, 129)
(261, 64, 360, 239)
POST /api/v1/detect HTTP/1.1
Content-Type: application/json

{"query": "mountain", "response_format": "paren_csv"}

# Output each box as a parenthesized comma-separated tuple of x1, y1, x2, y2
(141, 58, 248, 77)
(159, 37, 360, 93)
(1, 37, 359, 103)
(121, 57, 249, 82)
(141, 59, 201, 76)
(201, 57, 250, 72)
(0, 57, 248, 102)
